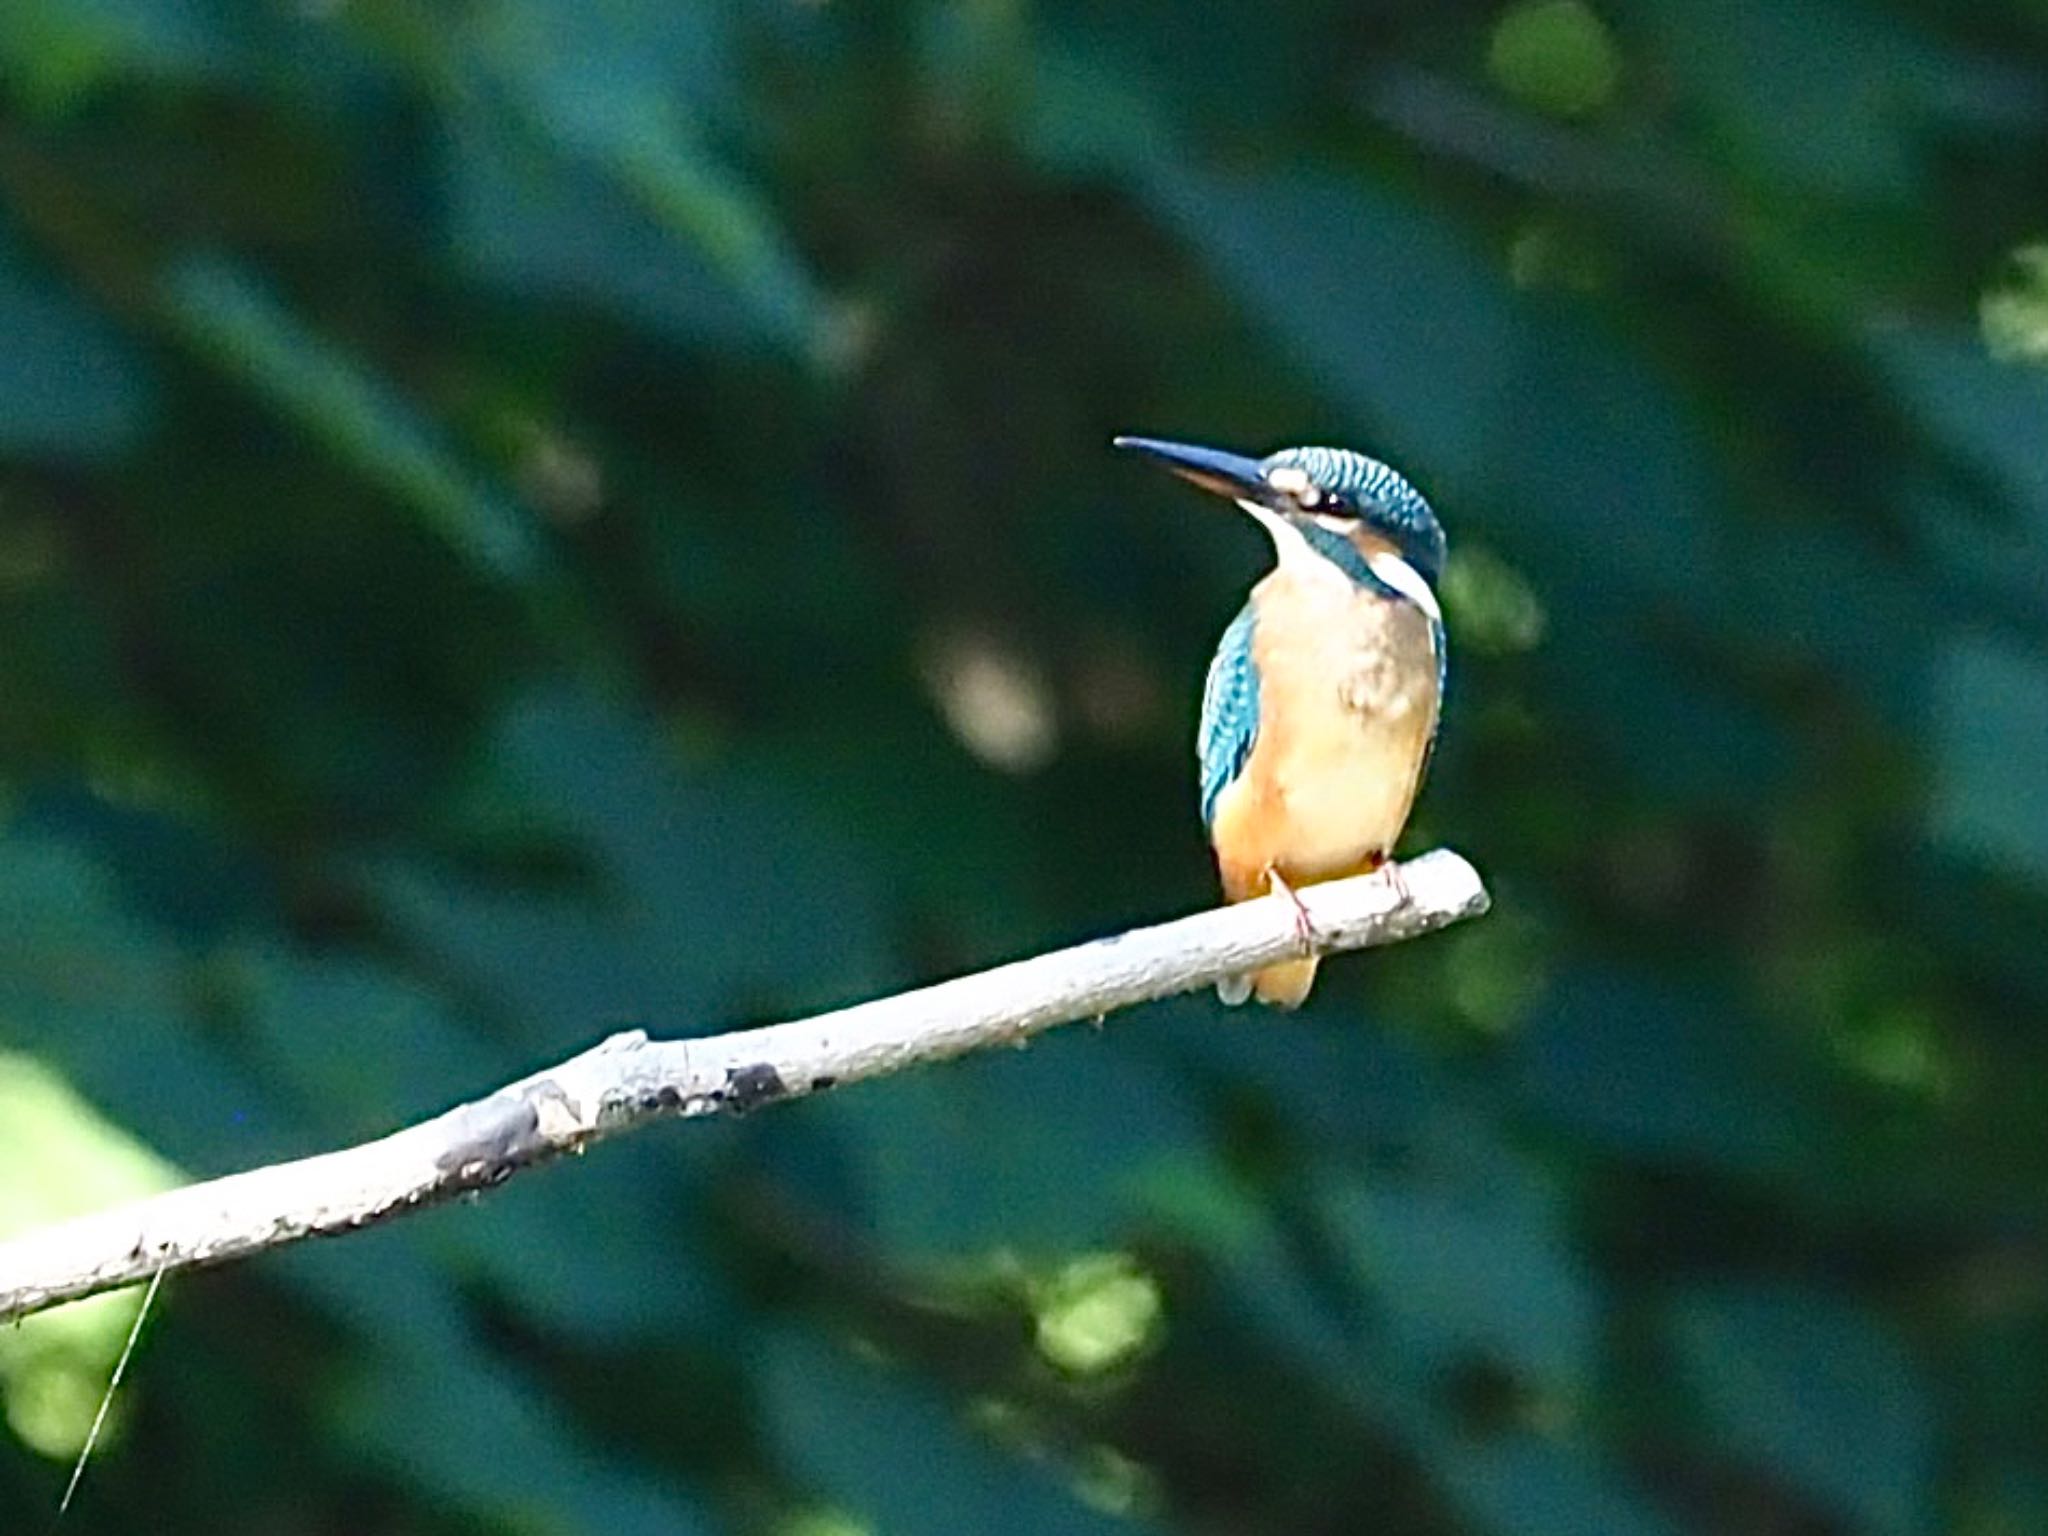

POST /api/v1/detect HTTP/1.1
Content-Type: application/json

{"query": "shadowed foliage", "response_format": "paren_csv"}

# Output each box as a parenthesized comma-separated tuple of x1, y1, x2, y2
(3, 1, 2047, 1532)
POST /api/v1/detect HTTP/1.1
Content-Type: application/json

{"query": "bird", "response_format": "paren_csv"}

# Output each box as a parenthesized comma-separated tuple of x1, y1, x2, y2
(1116, 435, 1447, 1008)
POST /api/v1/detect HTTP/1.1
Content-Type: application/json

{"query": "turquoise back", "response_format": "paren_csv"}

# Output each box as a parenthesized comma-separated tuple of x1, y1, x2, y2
(1197, 603, 1260, 829)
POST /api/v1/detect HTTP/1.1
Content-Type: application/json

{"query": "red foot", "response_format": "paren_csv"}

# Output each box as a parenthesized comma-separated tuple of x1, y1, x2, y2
(1378, 859, 1413, 908)
(1360, 853, 1411, 909)
(1267, 870, 1317, 950)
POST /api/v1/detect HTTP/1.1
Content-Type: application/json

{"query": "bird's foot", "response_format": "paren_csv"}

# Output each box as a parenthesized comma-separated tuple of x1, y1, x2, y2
(1267, 870, 1318, 953)
(1372, 857, 1413, 909)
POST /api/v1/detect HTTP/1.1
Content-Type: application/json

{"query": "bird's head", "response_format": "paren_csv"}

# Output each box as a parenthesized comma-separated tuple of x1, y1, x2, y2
(1115, 436, 1446, 599)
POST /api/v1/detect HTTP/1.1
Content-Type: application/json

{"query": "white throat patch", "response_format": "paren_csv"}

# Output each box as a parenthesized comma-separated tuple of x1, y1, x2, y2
(1241, 498, 1442, 620)
(1367, 548, 1442, 622)
(1239, 500, 1345, 591)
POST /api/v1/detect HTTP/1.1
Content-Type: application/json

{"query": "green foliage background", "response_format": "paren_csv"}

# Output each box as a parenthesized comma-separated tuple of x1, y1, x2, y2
(3, 1, 2047, 1531)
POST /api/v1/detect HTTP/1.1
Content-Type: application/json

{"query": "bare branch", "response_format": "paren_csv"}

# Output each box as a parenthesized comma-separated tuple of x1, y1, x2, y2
(0, 849, 1488, 1324)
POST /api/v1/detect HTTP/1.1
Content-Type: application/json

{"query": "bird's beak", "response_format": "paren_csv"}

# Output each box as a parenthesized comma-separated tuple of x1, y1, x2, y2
(1113, 436, 1272, 506)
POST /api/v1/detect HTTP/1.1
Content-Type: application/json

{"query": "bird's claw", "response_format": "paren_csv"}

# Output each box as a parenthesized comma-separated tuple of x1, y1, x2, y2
(1375, 858, 1413, 909)
(1267, 870, 1318, 952)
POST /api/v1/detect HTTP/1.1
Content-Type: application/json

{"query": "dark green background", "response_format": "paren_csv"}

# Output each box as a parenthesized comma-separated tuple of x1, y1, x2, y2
(3, 0, 2047, 1532)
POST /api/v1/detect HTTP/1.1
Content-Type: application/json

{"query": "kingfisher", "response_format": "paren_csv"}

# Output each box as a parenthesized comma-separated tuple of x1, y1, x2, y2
(1116, 436, 1447, 1008)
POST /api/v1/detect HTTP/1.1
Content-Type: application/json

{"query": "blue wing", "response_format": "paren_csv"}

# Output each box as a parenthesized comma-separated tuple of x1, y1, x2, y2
(1198, 603, 1260, 829)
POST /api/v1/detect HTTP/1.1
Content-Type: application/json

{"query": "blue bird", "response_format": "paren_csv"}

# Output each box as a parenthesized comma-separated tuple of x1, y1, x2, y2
(1117, 436, 1448, 1007)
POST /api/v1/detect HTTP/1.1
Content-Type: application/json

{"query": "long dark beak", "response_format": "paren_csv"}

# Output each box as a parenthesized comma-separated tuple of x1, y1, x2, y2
(1113, 436, 1271, 505)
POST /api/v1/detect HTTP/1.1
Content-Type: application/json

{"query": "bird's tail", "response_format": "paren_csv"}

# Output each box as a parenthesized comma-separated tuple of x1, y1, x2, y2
(1216, 955, 1319, 1009)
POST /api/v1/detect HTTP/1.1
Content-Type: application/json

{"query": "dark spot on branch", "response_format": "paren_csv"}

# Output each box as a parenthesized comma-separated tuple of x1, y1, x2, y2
(435, 1094, 543, 1175)
(809, 1075, 838, 1094)
(620, 1079, 687, 1117)
(720, 1062, 789, 1115)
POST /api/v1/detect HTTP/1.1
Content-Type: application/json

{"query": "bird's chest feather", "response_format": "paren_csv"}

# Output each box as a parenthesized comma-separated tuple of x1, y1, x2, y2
(1219, 574, 1440, 879)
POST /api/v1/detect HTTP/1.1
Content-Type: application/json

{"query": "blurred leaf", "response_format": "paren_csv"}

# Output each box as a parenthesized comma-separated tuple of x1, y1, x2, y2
(0, 1051, 180, 1234)
(159, 254, 542, 584)
(1718, 526, 1939, 727)
(1672, 1284, 1932, 1536)
(0, 236, 154, 456)
(372, 684, 890, 1032)
(446, 0, 825, 349)
(0, 0, 231, 109)
(784, 1020, 1208, 1255)
(462, 0, 741, 149)
(732, 710, 1047, 961)
(1428, 1433, 1679, 1536)
(1440, 545, 1547, 657)
(1636, 0, 1962, 200)
(1147, 997, 1442, 1155)
(1541, 623, 1793, 807)
(1483, 307, 1796, 803)
(23, 794, 272, 945)
(233, 950, 503, 1133)
(1487, 0, 1621, 121)
(0, 1052, 179, 1459)
(1512, 969, 1818, 1177)
(1872, 326, 2048, 520)
(1872, 327, 2048, 597)
(603, 127, 825, 352)
(1982, 243, 2048, 365)
(1195, 1049, 1596, 1399)
(0, 834, 182, 1038)
(452, 1143, 733, 1339)
(1022, 41, 1180, 176)
(0, 835, 315, 1179)
(0, 586, 128, 774)
(292, 1232, 719, 1536)
(1930, 634, 2048, 885)
(1151, 169, 1517, 475)
(1321, 1173, 1597, 1394)
(443, 111, 769, 347)
(351, 1350, 720, 1535)
(1221, 1204, 1675, 1536)
(1032, 1253, 1163, 1375)
(1488, 307, 1712, 598)
(760, 1330, 1144, 1536)
(1035, 1, 1337, 152)
(637, 448, 892, 645)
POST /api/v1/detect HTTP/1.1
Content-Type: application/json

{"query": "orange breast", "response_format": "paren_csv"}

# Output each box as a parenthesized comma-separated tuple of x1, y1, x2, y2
(1209, 570, 1439, 903)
